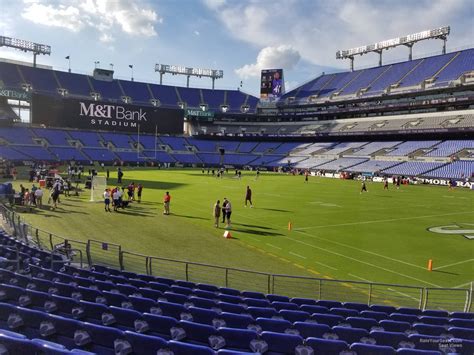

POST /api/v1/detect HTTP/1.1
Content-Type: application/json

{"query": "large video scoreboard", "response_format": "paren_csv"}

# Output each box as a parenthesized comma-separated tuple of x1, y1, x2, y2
(260, 69, 285, 100)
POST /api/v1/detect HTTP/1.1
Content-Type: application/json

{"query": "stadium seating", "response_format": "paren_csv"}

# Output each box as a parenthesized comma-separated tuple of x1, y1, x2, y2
(0, 229, 473, 354)
(0, 125, 472, 179)
(282, 48, 474, 102)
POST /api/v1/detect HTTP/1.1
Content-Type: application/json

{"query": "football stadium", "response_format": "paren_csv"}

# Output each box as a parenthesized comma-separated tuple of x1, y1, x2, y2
(0, 1, 472, 354)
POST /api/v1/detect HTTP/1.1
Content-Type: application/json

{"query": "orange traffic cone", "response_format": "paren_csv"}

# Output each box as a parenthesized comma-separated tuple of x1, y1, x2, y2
(427, 259, 433, 271)
(288, 221, 292, 231)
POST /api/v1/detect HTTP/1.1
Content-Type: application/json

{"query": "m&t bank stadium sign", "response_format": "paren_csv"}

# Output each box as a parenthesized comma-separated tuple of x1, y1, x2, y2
(79, 102, 147, 128)
(32, 94, 184, 134)
(0, 88, 30, 100)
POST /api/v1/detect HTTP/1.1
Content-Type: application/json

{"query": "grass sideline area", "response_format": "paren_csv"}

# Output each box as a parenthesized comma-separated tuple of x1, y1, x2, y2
(6, 168, 474, 290)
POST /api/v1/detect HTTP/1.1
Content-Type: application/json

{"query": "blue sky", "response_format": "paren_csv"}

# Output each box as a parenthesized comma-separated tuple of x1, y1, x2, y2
(0, 0, 472, 96)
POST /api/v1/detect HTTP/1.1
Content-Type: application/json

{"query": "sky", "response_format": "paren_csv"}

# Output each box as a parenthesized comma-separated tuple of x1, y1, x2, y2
(0, 0, 473, 96)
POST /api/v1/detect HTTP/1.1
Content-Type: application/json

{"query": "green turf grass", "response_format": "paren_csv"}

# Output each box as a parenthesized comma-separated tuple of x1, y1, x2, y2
(8, 168, 474, 292)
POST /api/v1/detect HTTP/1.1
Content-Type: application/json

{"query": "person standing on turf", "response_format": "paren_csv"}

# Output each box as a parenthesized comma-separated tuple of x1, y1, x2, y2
(221, 198, 228, 224)
(117, 167, 123, 184)
(112, 188, 120, 211)
(245, 186, 253, 207)
(360, 180, 368, 194)
(163, 191, 171, 215)
(304, 170, 309, 183)
(383, 178, 389, 190)
(224, 198, 232, 228)
(213, 200, 221, 228)
(103, 189, 111, 212)
(137, 183, 143, 203)
(255, 168, 260, 180)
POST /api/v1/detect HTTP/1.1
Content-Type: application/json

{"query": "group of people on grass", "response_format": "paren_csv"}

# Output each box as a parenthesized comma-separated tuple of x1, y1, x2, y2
(103, 182, 143, 212)
(18, 178, 66, 210)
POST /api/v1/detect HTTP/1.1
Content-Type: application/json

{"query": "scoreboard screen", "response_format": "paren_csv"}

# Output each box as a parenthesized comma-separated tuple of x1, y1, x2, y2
(260, 69, 284, 100)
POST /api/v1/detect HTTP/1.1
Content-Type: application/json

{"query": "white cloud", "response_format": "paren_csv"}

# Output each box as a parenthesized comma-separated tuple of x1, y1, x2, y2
(202, 0, 226, 10)
(205, 0, 472, 69)
(22, 3, 84, 32)
(21, 0, 161, 41)
(194, 30, 200, 36)
(235, 45, 301, 79)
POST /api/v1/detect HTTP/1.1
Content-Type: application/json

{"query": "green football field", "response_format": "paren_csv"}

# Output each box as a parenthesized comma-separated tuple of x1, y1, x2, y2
(9, 168, 474, 292)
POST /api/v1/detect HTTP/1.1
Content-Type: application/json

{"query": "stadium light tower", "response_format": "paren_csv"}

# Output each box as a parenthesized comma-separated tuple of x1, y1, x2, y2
(0, 36, 51, 67)
(336, 26, 450, 71)
(155, 64, 224, 89)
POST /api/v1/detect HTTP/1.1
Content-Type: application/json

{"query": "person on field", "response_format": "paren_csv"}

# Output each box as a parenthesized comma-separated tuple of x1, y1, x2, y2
(224, 197, 232, 228)
(50, 182, 60, 210)
(360, 180, 368, 194)
(213, 200, 221, 228)
(117, 167, 123, 184)
(304, 170, 309, 183)
(245, 186, 253, 207)
(137, 183, 143, 202)
(112, 187, 120, 211)
(34, 187, 43, 207)
(163, 191, 171, 215)
(103, 189, 111, 212)
(221, 199, 228, 224)
(383, 178, 389, 190)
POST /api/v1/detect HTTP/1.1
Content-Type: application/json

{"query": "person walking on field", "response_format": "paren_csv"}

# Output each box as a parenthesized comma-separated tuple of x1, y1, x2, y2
(163, 191, 171, 215)
(244, 186, 253, 207)
(213, 200, 221, 228)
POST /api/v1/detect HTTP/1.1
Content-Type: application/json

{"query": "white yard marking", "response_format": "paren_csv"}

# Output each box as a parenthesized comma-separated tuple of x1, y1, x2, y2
(295, 211, 474, 231)
(320, 203, 341, 208)
(266, 243, 282, 250)
(286, 234, 441, 287)
(289, 251, 307, 259)
(387, 287, 420, 302)
(294, 230, 426, 270)
(349, 273, 372, 282)
(454, 281, 473, 289)
(182, 199, 446, 287)
(434, 259, 474, 270)
(313, 260, 338, 270)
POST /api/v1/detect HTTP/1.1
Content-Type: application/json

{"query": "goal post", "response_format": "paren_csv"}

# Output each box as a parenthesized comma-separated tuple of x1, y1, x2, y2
(90, 175, 107, 202)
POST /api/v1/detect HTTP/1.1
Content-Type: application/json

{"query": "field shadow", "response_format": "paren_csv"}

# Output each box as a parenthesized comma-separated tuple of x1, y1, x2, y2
(259, 208, 292, 213)
(233, 223, 273, 230)
(232, 227, 283, 237)
(432, 270, 459, 276)
(173, 214, 209, 221)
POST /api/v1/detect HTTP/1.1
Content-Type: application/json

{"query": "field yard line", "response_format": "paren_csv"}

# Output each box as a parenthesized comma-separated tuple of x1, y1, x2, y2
(454, 281, 473, 289)
(434, 259, 474, 271)
(314, 260, 338, 270)
(387, 287, 420, 302)
(180, 199, 440, 287)
(348, 273, 372, 282)
(266, 243, 282, 250)
(289, 252, 307, 259)
(293, 229, 425, 271)
(295, 211, 474, 231)
(287, 233, 441, 287)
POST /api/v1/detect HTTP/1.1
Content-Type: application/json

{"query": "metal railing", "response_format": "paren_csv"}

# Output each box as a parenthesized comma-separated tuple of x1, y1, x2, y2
(0, 203, 471, 312)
